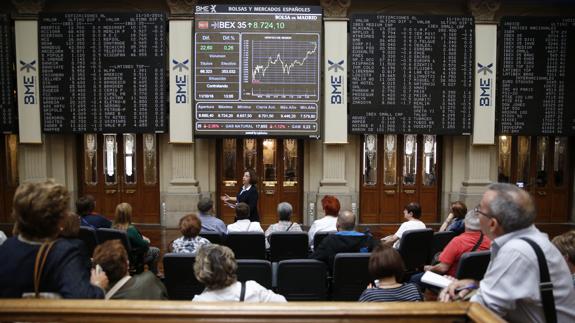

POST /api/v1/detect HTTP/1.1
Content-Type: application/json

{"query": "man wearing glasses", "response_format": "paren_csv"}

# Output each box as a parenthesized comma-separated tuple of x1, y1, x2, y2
(440, 183, 575, 322)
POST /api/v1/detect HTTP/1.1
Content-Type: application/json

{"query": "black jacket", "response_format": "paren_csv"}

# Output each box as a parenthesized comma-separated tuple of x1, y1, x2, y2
(310, 232, 375, 270)
(237, 185, 259, 222)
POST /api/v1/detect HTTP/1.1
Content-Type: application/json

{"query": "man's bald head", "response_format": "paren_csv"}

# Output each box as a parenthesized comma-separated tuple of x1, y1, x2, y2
(337, 210, 356, 231)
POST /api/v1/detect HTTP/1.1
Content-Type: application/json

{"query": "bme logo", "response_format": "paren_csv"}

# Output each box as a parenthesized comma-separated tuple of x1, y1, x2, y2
(19, 60, 36, 104)
(196, 5, 216, 13)
(173, 59, 189, 104)
(477, 62, 493, 107)
(328, 59, 345, 105)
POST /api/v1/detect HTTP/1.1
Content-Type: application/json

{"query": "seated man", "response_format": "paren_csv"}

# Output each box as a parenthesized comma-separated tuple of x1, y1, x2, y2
(381, 202, 426, 248)
(424, 210, 491, 277)
(197, 197, 227, 234)
(227, 202, 263, 233)
(441, 183, 575, 322)
(310, 210, 374, 269)
(76, 195, 111, 229)
(265, 202, 302, 249)
(93, 240, 167, 300)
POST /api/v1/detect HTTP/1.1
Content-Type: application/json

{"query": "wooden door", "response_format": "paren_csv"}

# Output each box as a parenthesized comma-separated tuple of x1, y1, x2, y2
(79, 133, 160, 224)
(497, 135, 571, 222)
(217, 138, 303, 225)
(0, 134, 18, 223)
(360, 134, 440, 224)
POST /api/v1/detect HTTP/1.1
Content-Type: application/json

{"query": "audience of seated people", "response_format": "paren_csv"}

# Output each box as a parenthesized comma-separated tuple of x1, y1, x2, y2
(265, 201, 302, 249)
(227, 202, 264, 233)
(92, 240, 167, 300)
(438, 201, 467, 236)
(113, 202, 160, 275)
(441, 183, 575, 322)
(171, 213, 211, 254)
(0, 180, 108, 298)
(310, 210, 374, 269)
(308, 195, 339, 248)
(76, 195, 112, 229)
(359, 244, 423, 302)
(552, 230, 575, 287)
(59, 212, 92, 271)
(192, 244, 286, 302)
(197, 196, 227, 234)
(381, 202, 426, 248)
(424, 209, 491, 277)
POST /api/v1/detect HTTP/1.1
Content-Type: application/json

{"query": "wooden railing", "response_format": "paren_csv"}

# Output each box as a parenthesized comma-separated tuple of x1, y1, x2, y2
(0, 299, 505, 322)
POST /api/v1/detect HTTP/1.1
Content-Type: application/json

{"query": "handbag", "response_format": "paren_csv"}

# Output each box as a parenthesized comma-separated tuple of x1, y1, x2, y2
(22, 240, 62, 299)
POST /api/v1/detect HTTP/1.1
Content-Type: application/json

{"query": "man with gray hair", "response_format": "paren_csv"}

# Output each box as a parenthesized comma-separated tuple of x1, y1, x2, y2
(264, 202, 302, 249)
(310, 210, 374, 269)
(441, 183, 575, 322)
(197, 197, 227, 234)
(423, 210, 491, 277)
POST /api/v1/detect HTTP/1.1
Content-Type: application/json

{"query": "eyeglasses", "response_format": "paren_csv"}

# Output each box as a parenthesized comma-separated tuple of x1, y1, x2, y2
(474, 206, 492, 218)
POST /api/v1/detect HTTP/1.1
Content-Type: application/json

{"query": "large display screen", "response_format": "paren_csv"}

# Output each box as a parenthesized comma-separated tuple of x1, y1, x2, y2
(0, 14, 16, 133)
(194, 5, 322, 138)
(350, 15, 474, 135)
(499, 16, 575, 135)
(39, 13, 166, 133)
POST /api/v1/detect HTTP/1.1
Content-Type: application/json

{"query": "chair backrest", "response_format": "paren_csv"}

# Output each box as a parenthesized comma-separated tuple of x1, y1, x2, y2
(79, 226, 98, 257)
(398, 228, 434, 272)
(163, 253, 204, 300)
(430, 231, 457, 258)
(277, 259, 327, 301)
(225, 232, 266, 259)
(313, 231, 336, 251)
(331, 253, 372, 301)
(455, 250, 491, 281)
(95, 228, 131, 251)
(269, 231, 309, 262)
(199, 231, 225, 245)
(236, 259, 272, 289)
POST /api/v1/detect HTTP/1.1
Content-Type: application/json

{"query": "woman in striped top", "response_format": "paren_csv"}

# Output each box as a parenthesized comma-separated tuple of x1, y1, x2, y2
(359, 244, 422, 302)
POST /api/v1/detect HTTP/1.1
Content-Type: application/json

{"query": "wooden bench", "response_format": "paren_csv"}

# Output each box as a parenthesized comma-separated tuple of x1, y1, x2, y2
(0, 299, 504, 322)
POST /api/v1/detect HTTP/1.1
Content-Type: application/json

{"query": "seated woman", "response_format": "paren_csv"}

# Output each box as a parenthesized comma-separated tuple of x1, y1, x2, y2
(552, 230, 575, 286)
(192, 244, 286, 302)
(438, 201, 467, 236)
(113, 202, 160, 275)
(93, 240, 167, 300)
(359, 244, 422, 302)
(381, 202, 426, 248)
(226, 202, 263, 233)
(264, 202, 302, 249)
(0, 180, 107, 298)
(171, 213, 211, 254)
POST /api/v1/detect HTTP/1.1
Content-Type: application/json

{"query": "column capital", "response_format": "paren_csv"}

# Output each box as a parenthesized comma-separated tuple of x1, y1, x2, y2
(165, 0, 196, 18)
(467, 0, 501, 23)
(320, 0, 351, 18)
(11, 0, 45, 17)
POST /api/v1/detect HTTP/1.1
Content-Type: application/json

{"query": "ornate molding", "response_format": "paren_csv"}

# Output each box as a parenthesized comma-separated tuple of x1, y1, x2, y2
(11, 0, 45, 16)
(165, 0, 196, 17)
(320, 0, 351, 18)
(468, 0, 501, 23)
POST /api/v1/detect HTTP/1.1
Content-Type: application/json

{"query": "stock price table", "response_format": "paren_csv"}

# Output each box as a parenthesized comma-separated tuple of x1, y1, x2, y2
(194, 5, 321, 137)
(39, 13, 166, 133)
(499, 17, 575, 135)
(0, 14, 15, 132)
(350, 15, 474, 135)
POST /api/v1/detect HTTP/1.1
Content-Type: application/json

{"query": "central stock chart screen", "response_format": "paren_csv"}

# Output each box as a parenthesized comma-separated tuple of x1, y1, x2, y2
(194, 5, 322, 138)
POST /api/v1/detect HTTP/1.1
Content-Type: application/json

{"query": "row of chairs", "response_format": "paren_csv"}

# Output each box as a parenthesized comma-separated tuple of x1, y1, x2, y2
(163, 252, 371, 301)
(163, 249, 491, 301)
(194, 231, 334, 261)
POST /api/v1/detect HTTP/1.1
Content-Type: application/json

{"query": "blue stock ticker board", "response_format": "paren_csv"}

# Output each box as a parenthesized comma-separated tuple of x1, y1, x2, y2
(194, 5, 322, 138)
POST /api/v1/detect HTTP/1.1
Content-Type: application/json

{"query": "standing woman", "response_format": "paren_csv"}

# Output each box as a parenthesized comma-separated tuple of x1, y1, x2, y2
(221, 168, 259, 222)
